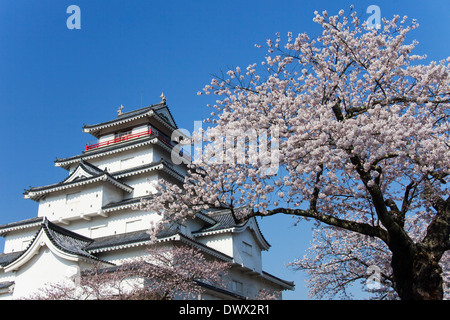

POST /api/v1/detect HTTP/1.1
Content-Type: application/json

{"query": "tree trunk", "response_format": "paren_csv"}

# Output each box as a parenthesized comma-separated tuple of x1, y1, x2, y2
(391, 246, 443, 300)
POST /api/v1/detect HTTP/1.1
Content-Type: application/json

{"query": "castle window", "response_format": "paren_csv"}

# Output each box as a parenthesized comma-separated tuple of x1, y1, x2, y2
(242, 241, 252, 256)
(115, 129, 132, 139)
(120, 157, 135, 169)
(66, 191, 81, 204)
(232, 280, 243, 294)
(125, 219, 142, 233)
(90, 225, 106, 238)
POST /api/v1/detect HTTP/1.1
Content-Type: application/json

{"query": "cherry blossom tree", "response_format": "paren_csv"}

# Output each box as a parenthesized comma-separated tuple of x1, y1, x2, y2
(290, 221, 449, 299)
(26, 245, 231, 300)
(142, 7, 449, 300)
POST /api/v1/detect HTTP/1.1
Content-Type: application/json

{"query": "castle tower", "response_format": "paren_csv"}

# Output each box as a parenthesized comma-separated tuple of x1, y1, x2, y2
(0, 100, 294, 299)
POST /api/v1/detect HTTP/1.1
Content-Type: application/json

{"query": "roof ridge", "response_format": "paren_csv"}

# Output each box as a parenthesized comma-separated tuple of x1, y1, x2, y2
(82, 102, 167, 130)
(42, 217, 93, 244)
(0, 216, 44, 233)
(116, 103, 163, 119)
(79, 159, 105, 174)
(24, 170, 133, 201)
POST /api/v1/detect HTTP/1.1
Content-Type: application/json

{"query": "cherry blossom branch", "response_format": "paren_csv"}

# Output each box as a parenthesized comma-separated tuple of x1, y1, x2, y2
(242, 207, 389, 243)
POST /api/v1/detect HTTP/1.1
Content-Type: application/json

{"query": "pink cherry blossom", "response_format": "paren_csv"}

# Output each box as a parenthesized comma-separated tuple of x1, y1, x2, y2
(25, 245, 231, 300)
(142, 7, 449, 300)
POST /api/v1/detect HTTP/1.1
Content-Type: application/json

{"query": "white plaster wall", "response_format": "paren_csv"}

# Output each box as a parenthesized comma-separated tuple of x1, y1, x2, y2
(94, 208, 159, 238)
(11, 246, 86, 299)
(196, 233, 234, 258)
(194, 229, 263, 274)
(184, 218, 205, 237)
(87, 147, 154, 174)
(37, 183, 126, 222)
(35, 207, 160, 241)
(2, 228, 39, 254)
(101, 184, 124, 206)
(132, 124, 150, 135)
(38, 182, 123, 221)
(38, 185, 104, 220)
(153, 146, 188, 177)
(222, 267, 282, 299)
(98, 133, 115, 145)
(96, 244, 151, 265)
(232, 229, 263, 273)
(122, 174, 159, 199)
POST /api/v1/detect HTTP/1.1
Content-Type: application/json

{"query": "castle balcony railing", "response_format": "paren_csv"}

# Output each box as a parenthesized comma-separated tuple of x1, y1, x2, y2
(85, 129, 154, 151)
(85, 126, 191, 161)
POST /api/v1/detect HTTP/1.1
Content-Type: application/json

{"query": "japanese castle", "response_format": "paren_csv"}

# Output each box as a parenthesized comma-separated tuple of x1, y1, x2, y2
(0, 98, 294, 299)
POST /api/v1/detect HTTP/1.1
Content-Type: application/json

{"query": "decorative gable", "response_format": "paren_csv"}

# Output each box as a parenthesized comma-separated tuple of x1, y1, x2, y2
(3, 218, 110, 273)
(23, 160, 133, 201)
(152, 104, 178, 128)
(63, 160, 104, 183)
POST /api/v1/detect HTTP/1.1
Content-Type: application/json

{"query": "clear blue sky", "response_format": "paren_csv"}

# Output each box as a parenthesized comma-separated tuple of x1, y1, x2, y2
(0, 0, 448, 299)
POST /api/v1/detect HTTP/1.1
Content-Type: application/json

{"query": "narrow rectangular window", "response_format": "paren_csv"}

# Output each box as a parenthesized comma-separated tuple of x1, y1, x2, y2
(90, 225, 106, 238)
(66, 191, 81, 204)
(120, 157, 135, 169)
(232, 280, 243, 294)
(125, 219, 142, 233)
(242, 241, 252, 256)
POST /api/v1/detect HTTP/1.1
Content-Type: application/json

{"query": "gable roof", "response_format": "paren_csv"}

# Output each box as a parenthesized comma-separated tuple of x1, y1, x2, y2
(2, 218, 111, 272)
(24, 161, 133, 201)
(192, 207, 271, 250)
(61, 159, 105, 183)
(82, 102, 177, 138)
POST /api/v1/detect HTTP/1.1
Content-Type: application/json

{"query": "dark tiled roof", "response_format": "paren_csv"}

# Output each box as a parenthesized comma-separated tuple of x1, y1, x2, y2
(192, 207, 271, 249)
(85, 230, 152, 252)
(83, 104, 161, 130)
(0, 251, 24, 267)
(42, 219, 97, 260)
(0, 217, 43, 234)
(1, 220, 175, 268)
(85, 224, 179, 252)
(192, 208, 243, 234)
(26, 159, 183, 202)
(262, 271, 295, 288)
(0, 281, 14, 290)
(195, 280, 246, 300)
(83, 101, 177, 136)
(112, 159, 185, 181)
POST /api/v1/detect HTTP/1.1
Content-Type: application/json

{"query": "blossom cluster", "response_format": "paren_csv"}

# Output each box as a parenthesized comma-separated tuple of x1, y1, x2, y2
(143, 7, 449, 299)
